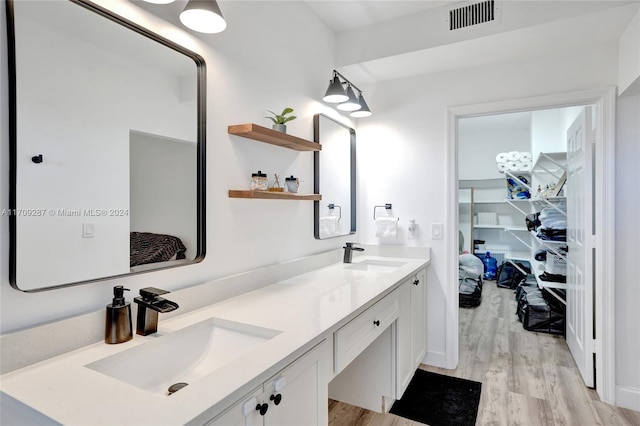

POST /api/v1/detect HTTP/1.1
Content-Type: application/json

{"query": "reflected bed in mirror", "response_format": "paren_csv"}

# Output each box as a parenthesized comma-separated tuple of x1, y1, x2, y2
(6, 0, 206, 291)
(313, 114, 356, 239)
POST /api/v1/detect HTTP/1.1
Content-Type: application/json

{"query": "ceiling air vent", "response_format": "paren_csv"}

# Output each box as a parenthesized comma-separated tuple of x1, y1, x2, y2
(449, 0, 496, 31)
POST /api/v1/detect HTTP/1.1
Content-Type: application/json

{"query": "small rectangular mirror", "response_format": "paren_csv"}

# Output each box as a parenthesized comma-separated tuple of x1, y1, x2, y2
(313, 114, 356, 239)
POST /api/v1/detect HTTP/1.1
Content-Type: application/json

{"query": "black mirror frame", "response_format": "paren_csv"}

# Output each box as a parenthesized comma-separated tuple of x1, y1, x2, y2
(313, 114, 356, 240)
(5, 0, 207, 291)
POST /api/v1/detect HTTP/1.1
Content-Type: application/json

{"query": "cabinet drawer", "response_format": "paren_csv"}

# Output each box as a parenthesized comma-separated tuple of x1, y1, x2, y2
(334, 290, 399, 373)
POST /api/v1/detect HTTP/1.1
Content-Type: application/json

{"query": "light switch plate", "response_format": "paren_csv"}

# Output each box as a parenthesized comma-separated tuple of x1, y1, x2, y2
(82, 223, 95, 238)
(431, 223, 443, 240)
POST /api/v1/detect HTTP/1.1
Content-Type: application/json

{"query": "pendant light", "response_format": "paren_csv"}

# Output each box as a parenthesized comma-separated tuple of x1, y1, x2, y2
(350, 92, 372, 118)
(180, 0, 227, 34)
(142, 0, 175, 4)
(323, 72, 348, 103)
(337, 84, 361, 112)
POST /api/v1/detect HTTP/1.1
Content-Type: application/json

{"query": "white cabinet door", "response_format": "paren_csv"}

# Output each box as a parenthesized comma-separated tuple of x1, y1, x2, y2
(264, 340, 329, 426)
(397, 277, 413, 396)
(411, 268, 427, 368)
(397, 267, 428, 397)
(206, 388, 263, 426)
(208, 341, 329, 426)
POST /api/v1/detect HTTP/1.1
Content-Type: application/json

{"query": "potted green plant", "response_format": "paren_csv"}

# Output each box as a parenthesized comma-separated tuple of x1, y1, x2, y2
(266, 107, 296, 133)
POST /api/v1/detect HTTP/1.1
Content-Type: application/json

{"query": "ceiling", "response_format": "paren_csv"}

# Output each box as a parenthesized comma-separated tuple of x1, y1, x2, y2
(327, 0, 639, 85)
(302, 0, 458, 32)
(132, 0, 638, 88)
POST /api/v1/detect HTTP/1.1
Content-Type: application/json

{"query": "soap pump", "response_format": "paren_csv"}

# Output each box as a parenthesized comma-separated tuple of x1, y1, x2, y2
(105, 285, 133, 344)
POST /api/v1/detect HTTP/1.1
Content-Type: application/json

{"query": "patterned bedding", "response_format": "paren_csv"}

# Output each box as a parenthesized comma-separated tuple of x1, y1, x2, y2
(130, 232, 186, 267)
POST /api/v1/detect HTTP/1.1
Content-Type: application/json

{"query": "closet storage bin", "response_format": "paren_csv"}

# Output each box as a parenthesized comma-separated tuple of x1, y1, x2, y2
(515, 276, 565, 335)
(496, 260, 531, 289)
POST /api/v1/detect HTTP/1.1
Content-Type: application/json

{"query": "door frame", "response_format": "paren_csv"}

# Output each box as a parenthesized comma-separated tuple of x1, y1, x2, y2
(445, 87, 616, 403)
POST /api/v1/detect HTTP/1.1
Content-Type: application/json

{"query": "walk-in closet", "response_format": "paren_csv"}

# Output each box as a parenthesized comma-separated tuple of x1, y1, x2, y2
(457, 105, 597, 389)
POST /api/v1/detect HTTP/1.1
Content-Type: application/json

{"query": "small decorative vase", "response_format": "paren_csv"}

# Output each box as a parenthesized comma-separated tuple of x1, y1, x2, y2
(272, 124, 286, 133)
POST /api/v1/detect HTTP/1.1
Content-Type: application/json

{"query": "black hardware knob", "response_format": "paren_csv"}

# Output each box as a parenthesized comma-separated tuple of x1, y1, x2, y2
(373, 320, 380, 327)
(413, 279, 420, 285)
(31, 154, 43, 164)
(256, 403, 268, 416)
(270, 393, 282, 405)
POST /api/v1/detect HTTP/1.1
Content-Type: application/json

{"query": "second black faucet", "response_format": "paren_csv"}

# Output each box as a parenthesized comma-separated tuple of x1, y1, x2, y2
(343, 243, 364, 263)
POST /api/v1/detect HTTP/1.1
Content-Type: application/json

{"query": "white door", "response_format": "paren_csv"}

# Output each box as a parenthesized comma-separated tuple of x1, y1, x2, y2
(566, 106, 595, 388)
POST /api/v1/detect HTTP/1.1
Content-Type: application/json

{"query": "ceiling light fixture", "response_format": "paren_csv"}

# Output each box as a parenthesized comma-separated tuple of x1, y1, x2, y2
(179, 0, 227, 34)
(322, 70, 372, 117)
(337, 84, 361, 112)
(350, 91, 372, 118)
(323, 71, 348, 103)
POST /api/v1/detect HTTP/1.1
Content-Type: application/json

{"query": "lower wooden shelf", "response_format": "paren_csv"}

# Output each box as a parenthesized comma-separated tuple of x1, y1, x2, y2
(228, 190, 322, 201)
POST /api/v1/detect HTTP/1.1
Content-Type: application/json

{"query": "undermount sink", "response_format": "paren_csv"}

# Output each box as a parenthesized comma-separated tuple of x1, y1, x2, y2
(86, 318, 281, 396)
(346, 259, 407, 273)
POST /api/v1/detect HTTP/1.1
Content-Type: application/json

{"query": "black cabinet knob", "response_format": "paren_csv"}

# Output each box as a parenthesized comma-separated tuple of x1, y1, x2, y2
(413, 279, 420, 285)
(373, 320, 380, 327)
(31, 154, 43, 164)
(270, 393, 282, 405)
(256, 403, 268, 416)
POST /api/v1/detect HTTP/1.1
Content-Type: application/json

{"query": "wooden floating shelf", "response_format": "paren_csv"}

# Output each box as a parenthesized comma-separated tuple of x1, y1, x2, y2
(229, 190, 322, 201)
(228, 123, 321, 152)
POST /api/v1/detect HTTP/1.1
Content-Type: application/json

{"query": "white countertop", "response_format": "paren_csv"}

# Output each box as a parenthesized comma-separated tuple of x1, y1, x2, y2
(0, 255, 429, 425)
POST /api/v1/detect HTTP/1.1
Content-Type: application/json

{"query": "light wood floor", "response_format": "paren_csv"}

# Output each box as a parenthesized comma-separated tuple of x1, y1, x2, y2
(328, 282, 640, 426)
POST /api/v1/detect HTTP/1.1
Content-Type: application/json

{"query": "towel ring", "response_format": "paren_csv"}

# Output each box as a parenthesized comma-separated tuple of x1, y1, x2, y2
(373, 204, 394, 220)
(328, 204, 341, 220)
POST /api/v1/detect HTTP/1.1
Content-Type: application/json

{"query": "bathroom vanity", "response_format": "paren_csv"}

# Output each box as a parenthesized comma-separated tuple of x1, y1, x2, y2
(0, 251, 429, 425)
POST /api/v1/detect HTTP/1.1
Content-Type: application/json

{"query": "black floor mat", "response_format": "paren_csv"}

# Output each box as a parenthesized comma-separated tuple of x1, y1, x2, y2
(390, 370, 482, 426)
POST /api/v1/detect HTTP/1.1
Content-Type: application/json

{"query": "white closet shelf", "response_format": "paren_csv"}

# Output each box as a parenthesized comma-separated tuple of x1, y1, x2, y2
(473, 225, 528, 231)
(530, 260, 567, 305)
(474, 224, 506, 229)
(505, 250, 530, 261)
(532, 152, 567, 173)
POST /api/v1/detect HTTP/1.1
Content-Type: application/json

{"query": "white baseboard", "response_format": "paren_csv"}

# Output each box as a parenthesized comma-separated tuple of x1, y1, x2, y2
(423, 350, 448, 368)
(616, 386, 640, 411)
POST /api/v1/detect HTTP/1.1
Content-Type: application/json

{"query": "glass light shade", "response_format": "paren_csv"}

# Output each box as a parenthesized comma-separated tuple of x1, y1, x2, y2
(323, 75, 348, 103)
(337, 85, 361, 111)
(180, 0, 227, 34)
(350, 94, 372, 117)
(142, 0, 175, 4)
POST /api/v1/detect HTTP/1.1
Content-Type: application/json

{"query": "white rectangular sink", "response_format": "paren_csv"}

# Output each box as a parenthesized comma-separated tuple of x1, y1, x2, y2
(346, 259, 407, 273)
(86, 318, 281, 396)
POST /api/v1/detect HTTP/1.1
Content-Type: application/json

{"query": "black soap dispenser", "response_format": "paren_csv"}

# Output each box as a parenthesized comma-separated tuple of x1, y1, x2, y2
(105, 285, 133, 344)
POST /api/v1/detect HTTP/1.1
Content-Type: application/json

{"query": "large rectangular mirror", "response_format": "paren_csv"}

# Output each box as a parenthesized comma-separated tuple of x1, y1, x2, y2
(313, 114, 356, 239)
(6, 0, 206, 291)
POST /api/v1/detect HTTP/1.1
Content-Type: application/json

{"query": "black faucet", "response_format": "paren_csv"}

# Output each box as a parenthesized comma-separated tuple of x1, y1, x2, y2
(343, 243, 365, 263)
(134, 287, 179, 336)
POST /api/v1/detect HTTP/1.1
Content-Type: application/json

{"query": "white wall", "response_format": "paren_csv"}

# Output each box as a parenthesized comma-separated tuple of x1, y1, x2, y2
(357, 40, 619, 367)
(129, 132, 197, 258)
(0, 0, 341, 332)
(618, 8, 640, 95)
(458, 127, 530, 181)
(614, 93, 640, 410)
(531, 109, 566, 159)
